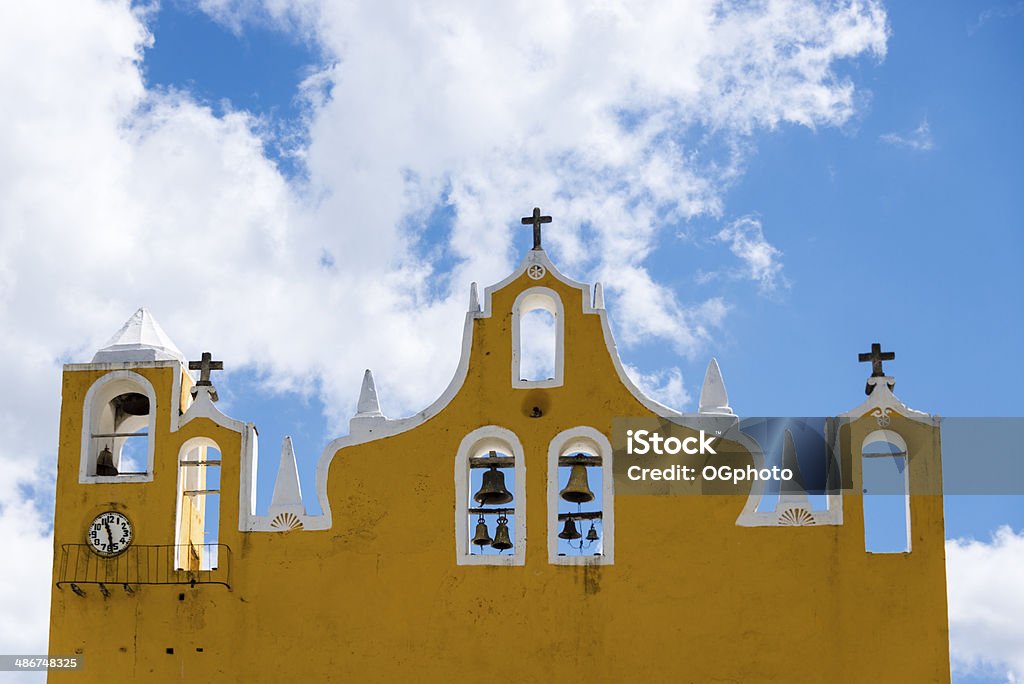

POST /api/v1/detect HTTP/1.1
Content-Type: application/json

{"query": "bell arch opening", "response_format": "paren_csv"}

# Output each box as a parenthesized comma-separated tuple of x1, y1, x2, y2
(862, 430, 911, 553)
(174, 437, 223, 571)
(79, 372, 157, 483)
(454, 426, 526, 566)
(512, 287, 564, 388)
(548, 427, 614, 565)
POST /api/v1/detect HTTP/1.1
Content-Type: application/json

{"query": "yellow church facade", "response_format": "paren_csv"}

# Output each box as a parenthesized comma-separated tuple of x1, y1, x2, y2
(48, 228, 950, 681)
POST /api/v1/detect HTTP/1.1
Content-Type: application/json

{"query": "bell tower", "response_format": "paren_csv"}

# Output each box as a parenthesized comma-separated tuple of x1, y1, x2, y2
(49, 307, 258, 675)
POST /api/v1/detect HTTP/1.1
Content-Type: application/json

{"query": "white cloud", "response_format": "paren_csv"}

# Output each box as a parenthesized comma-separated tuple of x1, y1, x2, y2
(623, 364, 691, 409)
(0, 0, 888, 654)
(714, 216, 788, 293)
(0, 494, 53, 665)
(968, 2, 1024, 36)
(880, 118, 935, 151)
(947, 527, 1024, 682)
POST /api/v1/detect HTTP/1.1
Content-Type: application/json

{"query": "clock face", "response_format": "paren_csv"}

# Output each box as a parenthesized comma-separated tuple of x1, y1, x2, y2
(87, 512, 133, 557)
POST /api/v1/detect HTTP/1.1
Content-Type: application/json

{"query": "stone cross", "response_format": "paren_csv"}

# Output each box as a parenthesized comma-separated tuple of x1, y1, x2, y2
(521, 207, 552, 250)
(189, 352, 224, 387)
(858, 343, 895, 377)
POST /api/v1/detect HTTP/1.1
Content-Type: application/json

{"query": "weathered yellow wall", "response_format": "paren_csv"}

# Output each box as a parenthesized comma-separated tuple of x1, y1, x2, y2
(48, 266, 950, 682)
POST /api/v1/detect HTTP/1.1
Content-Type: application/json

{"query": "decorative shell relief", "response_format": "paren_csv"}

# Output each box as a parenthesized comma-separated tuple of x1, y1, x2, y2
(270, 512, 304, 531)
(871, 407, 894, 428)
(778, 508, 816, 526)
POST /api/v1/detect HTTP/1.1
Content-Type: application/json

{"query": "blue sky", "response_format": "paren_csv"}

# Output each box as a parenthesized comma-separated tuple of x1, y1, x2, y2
(144, 0, 1024, 532)
(0, 0, 1021, 681)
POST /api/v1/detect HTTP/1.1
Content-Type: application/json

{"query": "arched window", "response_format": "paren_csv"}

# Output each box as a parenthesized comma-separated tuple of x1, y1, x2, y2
(862, 430, 910, 553)
(512, 287, 564, 388)
(175, 438, 222, 571)
(548, 427, 614, 565)
(79, 371, 157, 483)
(454, 427, 526, 566)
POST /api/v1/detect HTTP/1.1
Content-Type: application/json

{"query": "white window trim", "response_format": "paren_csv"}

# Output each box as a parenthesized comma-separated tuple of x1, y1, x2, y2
(79, 371, 157, 483)
(511, 286, 564, 388)
(547, 426, 614, 565)
(454, 426, 526, 566)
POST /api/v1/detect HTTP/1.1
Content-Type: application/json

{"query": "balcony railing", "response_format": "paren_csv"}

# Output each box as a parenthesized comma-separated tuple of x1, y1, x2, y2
(56, 544, 232, 590)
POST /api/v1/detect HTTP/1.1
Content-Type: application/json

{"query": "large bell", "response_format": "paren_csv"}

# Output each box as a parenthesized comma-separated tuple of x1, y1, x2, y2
(558, 518, 582, 540)
(471, 515, 492, 548)
(96, 445, 118, 476)
(559, 464, 594, 503)
(586, 524, 600, 542)
(474, 467, 513, 505)
(113, 392, 150, 417)
(491, 516, 513, 551)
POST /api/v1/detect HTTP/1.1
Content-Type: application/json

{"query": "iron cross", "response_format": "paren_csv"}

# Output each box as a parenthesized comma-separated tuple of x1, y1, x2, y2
(189, 352, 224, 387)
(858, 343, 895, 377)
(521, 207, 552, 250)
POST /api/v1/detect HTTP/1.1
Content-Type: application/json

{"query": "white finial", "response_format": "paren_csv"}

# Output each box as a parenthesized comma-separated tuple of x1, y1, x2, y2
(350, 369, 388, 437)
(777, 429, 809, 506)
(593, 282, 605, 309)
(698, 358, 733, 415)
(355, 369, 384, 418)
(269, 436, 305, 516)
(469, 282, 481, 313)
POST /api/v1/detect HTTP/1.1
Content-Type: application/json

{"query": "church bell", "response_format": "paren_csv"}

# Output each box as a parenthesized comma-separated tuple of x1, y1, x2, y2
(491, 516, 513, 551)
(96, 445, 118, 476)
(559, 464, 594, 503)
(586, 523, 599, 542)
(474, 467, 513, 506)
(558, 518, 582, 540)
(471, 515, 492, 548)
(113, 392, 150, 417)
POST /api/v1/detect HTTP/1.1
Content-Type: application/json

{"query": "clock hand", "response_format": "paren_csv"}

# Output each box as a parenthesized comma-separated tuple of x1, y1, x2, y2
(103, 520, 114, 549)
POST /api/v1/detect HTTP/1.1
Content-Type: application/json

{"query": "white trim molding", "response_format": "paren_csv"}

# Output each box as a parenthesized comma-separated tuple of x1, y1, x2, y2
(511, 286, 565, 388)
(841, 376, 934, 426)
(547, 427, 614, 565)
(454, 426, 526, 566)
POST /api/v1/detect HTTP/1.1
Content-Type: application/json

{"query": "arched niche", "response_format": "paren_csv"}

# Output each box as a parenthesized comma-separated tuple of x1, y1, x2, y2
(861, 430, 911, 553)
(454, 426, 526, 566)
(79, 371, 157, 483)
(174, 436, 223, 570)
(511, 287, 564, 388)
(547, 427, 614, 565)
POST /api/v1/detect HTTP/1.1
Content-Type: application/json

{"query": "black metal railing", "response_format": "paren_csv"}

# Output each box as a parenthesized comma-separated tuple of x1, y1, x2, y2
(56, 544, 232, 589)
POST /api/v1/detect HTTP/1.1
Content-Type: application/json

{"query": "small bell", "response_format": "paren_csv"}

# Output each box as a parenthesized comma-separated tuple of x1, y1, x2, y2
(471, 515, 492, 548)
(586, 523, 599, 542)
(491, 516, 513, 551)
(559, 464, 594, 503)
(558, 518, 581, 540)
(473, 455, 513, 505)
(96, 445, 118, 476)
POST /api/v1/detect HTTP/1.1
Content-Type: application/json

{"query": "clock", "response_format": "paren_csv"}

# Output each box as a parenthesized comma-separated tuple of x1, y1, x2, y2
(87, 512, 133, 557)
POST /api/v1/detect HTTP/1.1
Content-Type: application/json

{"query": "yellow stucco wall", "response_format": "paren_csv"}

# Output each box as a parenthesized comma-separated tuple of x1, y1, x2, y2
(48, 261, 950, 682)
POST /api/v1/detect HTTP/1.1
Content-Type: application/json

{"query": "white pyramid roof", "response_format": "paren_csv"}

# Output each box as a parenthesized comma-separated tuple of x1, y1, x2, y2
(92, 307, 186, 364)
